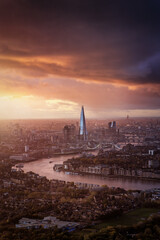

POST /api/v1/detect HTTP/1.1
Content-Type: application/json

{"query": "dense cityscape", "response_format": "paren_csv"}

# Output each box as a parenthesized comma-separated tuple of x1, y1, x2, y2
(0, 107, 160, 239)
(1, 0, 160, 239)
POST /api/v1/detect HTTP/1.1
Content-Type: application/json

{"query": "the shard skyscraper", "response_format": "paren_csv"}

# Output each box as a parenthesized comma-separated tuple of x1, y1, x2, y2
(79, 106, 87, 140)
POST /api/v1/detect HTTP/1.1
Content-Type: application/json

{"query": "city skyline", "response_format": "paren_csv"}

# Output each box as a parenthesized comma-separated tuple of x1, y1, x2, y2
(0, 0, 160, 119)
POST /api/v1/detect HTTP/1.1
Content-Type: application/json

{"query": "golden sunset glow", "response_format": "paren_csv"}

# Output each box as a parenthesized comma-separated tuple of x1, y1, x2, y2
(0, 0, 160, 119)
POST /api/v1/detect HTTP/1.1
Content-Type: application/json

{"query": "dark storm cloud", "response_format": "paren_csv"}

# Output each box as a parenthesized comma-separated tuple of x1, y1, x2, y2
(0, 0, 160, 85)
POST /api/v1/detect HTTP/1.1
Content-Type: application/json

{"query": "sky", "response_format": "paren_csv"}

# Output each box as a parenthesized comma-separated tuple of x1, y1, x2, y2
(0, 0, 160, 119)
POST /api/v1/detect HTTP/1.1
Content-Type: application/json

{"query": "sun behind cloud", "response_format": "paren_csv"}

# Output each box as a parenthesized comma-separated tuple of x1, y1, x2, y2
(0, 0, 160, 118)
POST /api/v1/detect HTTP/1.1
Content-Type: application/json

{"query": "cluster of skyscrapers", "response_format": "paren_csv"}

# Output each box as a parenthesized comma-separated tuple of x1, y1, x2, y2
(63, 106, 87, 142)
(63, 106, 117, 142)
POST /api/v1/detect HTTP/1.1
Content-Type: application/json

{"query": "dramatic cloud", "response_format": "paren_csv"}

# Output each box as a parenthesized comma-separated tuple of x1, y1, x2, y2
(0, 0, 160, 118)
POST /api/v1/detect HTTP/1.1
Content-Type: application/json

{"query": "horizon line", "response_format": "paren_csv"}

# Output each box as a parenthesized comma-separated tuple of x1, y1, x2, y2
(0, 116, 160, 121)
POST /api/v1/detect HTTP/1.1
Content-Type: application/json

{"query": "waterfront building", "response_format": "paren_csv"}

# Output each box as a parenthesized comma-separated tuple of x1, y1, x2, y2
(79, 106, 87, 140)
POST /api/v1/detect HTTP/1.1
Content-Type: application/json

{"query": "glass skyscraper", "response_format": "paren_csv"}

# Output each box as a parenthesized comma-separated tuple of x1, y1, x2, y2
(79, 106, 87, 140)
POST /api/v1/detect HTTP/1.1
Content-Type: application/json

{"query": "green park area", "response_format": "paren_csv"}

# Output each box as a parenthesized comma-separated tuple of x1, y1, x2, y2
(96, 208, 160, 228)
(74, 208, 160, 237)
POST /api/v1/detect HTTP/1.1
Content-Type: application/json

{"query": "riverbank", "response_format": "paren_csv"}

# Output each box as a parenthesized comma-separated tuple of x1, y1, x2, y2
(15, 149, 98, 165)
(22, 156, 160, 190)
(60, 169, 160, 182)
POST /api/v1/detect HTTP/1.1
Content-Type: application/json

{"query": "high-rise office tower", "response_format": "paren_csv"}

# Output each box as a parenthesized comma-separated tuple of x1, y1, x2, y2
(63, 124, 76, 142)
(112, 121, 116, 129)
(79, 106, 87, 140)
(108, 121, 116, 133)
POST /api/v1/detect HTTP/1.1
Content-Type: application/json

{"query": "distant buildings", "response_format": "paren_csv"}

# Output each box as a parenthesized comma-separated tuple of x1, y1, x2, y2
(79, 106, 87, 141)
(108, 121, 116, 132)
(63, 124, 76, 142)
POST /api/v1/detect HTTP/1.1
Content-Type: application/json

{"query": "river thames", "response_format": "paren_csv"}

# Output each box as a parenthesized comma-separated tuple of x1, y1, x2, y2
(23, 153, 160, 191)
